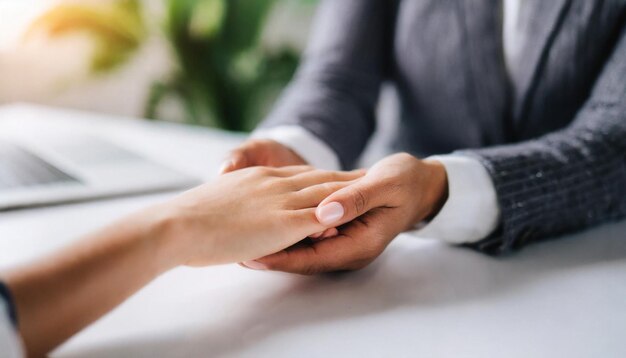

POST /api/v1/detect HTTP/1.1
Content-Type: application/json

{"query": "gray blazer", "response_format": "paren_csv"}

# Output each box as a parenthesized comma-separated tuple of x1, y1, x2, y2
(261, 0, 626, 254)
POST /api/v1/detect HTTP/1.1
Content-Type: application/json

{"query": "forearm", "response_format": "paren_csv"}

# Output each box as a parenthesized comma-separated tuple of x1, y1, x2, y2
(0, 165, 355, 354)
(3, 206, 176, 357)
(463, 109, 626, 254)
(259, 0, 392, 169)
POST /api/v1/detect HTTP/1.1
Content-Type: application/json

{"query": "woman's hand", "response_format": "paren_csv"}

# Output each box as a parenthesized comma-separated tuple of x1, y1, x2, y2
(247, 153, 448, 274)
(4, 165, 361, 356)
(154, 165, 364, 268)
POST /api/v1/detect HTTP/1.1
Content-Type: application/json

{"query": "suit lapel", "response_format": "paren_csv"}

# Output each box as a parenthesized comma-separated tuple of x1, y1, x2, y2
(512, 0, 571, 125)
(459, 0, 510, 144)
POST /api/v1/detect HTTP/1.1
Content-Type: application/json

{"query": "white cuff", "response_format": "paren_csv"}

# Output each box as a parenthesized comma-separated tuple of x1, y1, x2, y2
(252, 126, 341, 170)
(411, 155, 501, 244)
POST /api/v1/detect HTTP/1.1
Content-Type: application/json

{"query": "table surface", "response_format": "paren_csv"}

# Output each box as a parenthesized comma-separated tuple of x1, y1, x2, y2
(1, 104, 625, 358)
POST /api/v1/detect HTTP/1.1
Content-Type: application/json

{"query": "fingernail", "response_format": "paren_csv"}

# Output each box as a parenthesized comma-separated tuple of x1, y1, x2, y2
(316, 202, 344, 226)
(242, 260, 268, 270)
(219, 160, 234, 174)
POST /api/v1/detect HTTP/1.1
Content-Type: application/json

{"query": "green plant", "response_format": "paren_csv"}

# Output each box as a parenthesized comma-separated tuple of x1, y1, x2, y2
(26, 0, 314, 132)
(146, 0, 302, 131)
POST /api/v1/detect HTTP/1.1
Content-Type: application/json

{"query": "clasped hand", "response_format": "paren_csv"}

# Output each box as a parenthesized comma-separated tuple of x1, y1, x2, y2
(222, 139, 448, 275)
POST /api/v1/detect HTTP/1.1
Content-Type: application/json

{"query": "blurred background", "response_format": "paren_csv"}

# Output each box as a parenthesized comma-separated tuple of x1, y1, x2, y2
(0, 0, 318, 132)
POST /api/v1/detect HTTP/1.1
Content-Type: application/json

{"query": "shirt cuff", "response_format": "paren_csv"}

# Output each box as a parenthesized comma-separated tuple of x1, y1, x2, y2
(252, 126, 341, 170)
(411, 155, 501, 244)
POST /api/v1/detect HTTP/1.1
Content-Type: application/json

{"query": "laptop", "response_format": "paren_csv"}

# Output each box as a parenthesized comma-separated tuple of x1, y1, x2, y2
(0, 135, 198, 211)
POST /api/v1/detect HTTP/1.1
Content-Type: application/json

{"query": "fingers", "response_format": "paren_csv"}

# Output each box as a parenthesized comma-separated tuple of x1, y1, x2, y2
(286, 169, 365, 190)
(315, 179, 387, 227)
(242, 208, 395, 275)
(220, 148, 250, 174)
(283, 206, 352, 241)
(311, 228, 338, 241)
(220, 140, 270, 174)
(284, 208, 327, 236)
(288, 180, 358, 209)
(308, 228, 337, 240)
(270, 165, 315, 177)
(248, 234, 375, 275)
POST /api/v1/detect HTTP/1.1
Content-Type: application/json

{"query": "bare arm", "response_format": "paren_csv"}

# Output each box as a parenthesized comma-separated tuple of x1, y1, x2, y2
(2, 166, 361, 357)
(4, 209, 173, 357)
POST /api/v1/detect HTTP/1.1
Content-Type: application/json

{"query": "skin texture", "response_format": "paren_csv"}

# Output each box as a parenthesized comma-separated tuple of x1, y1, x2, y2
(2, 165, 362, 357)
(223, 140, 448, 275)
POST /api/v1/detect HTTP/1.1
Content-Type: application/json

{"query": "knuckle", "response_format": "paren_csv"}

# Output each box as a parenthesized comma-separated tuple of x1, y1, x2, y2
(327, 171, 342, 181)
(252, 166, 272, 177)
(285, 179, 301, 192)
(385, 179, 404, 195)
(351, 187, 368, 214)
(394, 152, 416, 162)
(319, 182, 338, 194)
(275, 177, 297, 192)
(287, 208, 316, 225)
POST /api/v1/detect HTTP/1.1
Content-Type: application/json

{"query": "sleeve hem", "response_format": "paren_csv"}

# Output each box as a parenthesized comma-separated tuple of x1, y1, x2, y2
(410, 155, 501, 244)
(252, 125, 342, 170)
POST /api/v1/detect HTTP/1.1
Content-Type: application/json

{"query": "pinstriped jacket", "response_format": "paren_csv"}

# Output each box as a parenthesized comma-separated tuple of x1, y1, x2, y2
(261, 0, 626, 254)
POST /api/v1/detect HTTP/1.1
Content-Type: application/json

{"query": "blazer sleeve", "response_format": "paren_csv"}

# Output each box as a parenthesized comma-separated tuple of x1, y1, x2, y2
(462, 27, 626, 255)
(259, 0, 395, 169)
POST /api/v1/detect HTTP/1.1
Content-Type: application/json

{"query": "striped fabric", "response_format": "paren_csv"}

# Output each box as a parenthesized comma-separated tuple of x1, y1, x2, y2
(463, 7, 626, 253)
(260, 0, 626, 253)
(465, 99, 626, 253)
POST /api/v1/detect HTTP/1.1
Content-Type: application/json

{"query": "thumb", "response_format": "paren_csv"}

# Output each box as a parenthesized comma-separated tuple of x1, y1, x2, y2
(315, 179, 383, 227)
(219, 149, 249, 174)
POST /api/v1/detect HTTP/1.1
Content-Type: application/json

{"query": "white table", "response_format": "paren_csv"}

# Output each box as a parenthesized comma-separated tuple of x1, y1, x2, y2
(1, 104, 625, 358)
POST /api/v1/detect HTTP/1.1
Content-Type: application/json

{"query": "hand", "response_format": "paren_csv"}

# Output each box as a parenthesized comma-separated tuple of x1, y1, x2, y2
(245, 153, 448, 274)
(3, 165, 362, 357)
(220, 139, 307, 173)
(220, 138, 339, 241)
(153, 165, 364, 267)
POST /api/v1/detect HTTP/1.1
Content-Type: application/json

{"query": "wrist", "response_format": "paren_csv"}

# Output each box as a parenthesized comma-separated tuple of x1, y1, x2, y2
(136, 205, 190, 272)
(422, 159, 449, 219)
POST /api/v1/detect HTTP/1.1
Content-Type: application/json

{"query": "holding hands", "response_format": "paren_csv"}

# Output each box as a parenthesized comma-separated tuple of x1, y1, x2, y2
(223, 140, 448, 274)
(157, 164, 364, 268)
(4, 163, 364, 356)
(5, 140, 446, 356)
